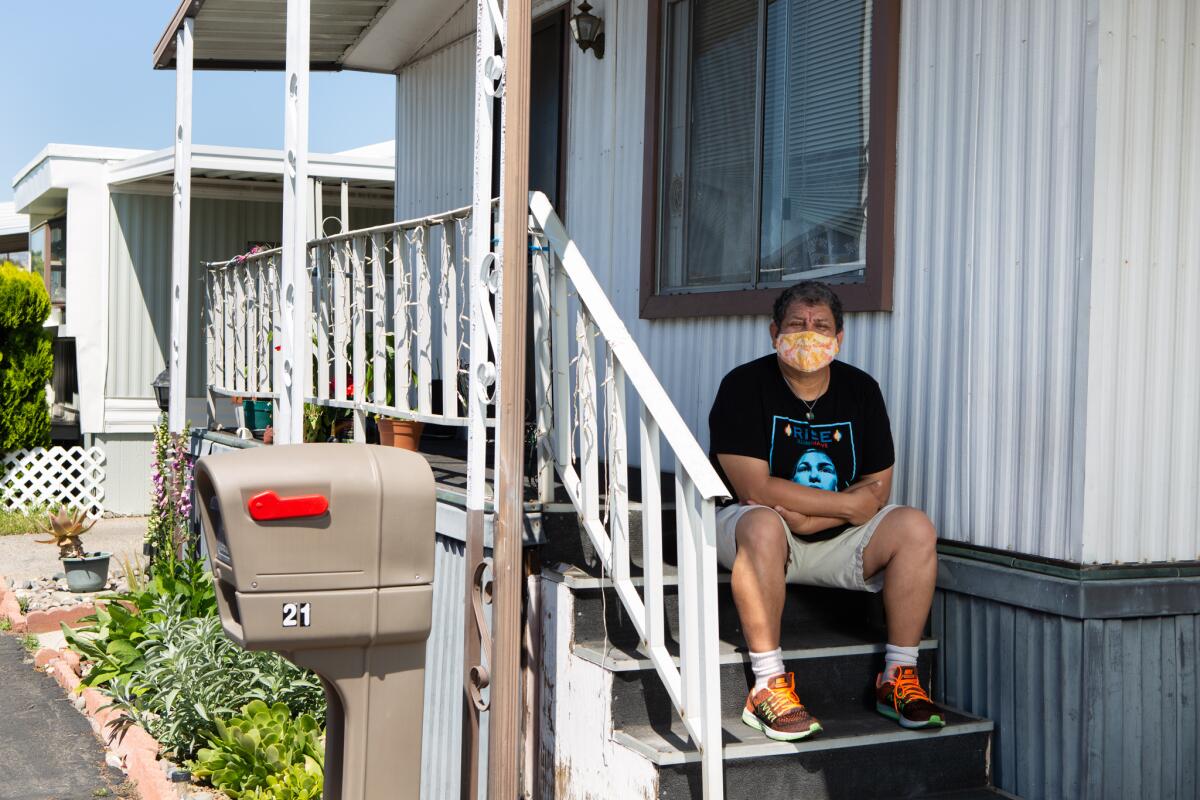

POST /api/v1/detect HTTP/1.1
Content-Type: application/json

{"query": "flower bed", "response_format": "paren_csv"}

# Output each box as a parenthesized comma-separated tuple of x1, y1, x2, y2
(56, 555, 328, 800)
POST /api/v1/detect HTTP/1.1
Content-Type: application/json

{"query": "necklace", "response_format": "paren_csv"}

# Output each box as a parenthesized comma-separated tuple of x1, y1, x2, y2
(800, 396, 819, 421)
(794, 372, 830, 421)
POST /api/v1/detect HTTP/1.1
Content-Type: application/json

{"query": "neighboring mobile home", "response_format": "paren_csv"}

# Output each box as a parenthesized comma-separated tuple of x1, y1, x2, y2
(11, 144, 394, 512)
(154, 0, 1200, 798)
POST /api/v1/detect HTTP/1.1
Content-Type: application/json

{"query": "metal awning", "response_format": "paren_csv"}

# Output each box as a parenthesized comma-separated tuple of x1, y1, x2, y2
(153, 0, 467, 73)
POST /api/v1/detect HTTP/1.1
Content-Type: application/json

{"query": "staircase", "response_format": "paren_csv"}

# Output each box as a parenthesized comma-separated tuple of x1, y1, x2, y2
(537, 516, 1008, 799)
(522, 194, 1013, 799)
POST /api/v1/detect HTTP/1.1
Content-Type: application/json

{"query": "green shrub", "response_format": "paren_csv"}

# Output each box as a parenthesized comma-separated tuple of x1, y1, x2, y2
(0, 262, 52, 453)
(64, 557, 216, 688)
(107, 614, 324, 760)
(190, 701, 324, 800)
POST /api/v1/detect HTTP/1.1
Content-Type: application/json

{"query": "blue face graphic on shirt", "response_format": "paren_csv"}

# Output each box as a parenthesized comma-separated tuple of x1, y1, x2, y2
(792, 448, 838, 492)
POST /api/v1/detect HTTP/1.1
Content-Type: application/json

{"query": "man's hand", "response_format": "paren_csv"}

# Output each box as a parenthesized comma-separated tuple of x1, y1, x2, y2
(772, 506, 845, 536)
(841, 481, 883, 525)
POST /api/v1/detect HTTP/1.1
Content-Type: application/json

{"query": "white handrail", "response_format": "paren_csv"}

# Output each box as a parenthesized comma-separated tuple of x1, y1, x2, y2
(528, 191, 728, 500)
(528, 191, 728, 798)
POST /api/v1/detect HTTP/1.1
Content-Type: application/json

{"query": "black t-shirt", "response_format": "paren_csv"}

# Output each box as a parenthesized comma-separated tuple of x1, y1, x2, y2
(708, 355, 894, 537)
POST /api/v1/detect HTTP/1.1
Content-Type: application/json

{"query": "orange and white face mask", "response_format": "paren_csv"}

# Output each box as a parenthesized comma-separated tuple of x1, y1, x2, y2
(775, 330, 839, 373)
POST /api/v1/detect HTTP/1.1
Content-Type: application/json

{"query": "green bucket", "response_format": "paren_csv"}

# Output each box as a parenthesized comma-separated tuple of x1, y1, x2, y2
(242, 399, 273, 430)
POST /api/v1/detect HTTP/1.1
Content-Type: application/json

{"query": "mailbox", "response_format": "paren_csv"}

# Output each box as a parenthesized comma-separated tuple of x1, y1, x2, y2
(194, 443, 435, 800)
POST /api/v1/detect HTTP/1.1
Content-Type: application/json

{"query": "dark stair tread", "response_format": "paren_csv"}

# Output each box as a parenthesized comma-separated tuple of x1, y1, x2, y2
(614, 705, 991, 766)
(573, 622, 936, 671)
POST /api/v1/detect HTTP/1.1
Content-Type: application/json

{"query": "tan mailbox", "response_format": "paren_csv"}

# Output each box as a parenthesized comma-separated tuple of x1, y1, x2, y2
(194, 443, 435, 800)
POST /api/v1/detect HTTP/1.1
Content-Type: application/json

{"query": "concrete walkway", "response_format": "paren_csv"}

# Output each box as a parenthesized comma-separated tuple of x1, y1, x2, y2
(0, 517, 147, 585)
(0, 635, 133, 799)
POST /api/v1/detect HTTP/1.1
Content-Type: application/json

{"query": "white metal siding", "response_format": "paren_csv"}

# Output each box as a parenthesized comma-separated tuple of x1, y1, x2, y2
(108, 193, 392, 401)
(394, 38, 475, 220)
(88, 433, 154, 515)
(562, 0, 1097, 562)
(1082, 0, 1200, 564)
(108, 193, 284, 399)
(391, 0, 1098, 561)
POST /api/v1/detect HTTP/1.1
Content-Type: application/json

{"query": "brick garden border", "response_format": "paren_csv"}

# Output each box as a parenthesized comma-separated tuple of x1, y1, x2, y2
(0, 574, 103, 633)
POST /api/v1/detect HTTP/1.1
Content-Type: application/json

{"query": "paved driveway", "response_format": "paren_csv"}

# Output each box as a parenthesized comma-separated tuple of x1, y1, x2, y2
(0, 635, 132, 799)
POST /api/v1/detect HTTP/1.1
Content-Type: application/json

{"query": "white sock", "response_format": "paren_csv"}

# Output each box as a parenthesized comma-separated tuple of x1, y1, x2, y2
(883, 644, 919, 681)
(749, 648, 785, 691)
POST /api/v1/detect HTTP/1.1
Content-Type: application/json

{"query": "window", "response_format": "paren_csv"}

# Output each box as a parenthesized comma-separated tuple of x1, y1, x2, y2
(30, 218, 67, 307)
(641, 0, 899, 318)
(48, 218, 66, 306)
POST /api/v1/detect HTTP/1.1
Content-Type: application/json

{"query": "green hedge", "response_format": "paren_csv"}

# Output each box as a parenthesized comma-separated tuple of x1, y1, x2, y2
(0, 261, 52, 452)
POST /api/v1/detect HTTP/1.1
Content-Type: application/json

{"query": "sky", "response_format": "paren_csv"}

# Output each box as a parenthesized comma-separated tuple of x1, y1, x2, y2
(0, 1, 396, 203)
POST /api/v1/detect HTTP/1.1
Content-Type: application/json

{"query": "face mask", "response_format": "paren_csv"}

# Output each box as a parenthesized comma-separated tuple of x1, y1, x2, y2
(775, 330, 839, 372)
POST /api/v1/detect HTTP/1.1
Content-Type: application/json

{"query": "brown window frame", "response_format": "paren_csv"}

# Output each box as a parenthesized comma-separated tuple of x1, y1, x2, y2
(639, 0, 901, 319)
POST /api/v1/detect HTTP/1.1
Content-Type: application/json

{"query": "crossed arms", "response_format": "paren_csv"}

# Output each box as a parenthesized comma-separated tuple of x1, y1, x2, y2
(717, 454, 894, 535)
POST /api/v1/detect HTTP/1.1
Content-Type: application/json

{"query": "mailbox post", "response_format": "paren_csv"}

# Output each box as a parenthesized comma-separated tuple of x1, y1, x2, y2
(194, 444, 435, 800)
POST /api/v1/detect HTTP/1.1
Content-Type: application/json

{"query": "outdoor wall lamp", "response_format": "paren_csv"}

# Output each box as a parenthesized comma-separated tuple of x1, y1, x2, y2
(152, 369, 171, 414)
(570, 2, 605, 59)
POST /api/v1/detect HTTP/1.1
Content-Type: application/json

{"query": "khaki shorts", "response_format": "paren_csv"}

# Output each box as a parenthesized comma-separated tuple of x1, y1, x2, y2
(715, 503, 900, 593)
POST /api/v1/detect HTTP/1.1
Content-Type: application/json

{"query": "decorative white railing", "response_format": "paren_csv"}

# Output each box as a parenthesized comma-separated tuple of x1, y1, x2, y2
(204, 248, 281, 402)
(305, 205, 483, 428)
(528, 191, 729, 795)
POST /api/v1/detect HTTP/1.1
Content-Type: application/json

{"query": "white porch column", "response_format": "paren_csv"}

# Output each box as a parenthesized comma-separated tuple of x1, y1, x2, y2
(167, 17, 194, 432)
(278, 0, 311, 444)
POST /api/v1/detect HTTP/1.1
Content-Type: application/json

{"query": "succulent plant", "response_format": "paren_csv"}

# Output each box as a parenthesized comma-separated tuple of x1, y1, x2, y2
(35, 504, 97, 559)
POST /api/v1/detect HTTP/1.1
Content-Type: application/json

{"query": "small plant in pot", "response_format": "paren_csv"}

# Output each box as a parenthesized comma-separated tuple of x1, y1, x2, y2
(36, 505, 110, 592)
(366, 334, 424, 451)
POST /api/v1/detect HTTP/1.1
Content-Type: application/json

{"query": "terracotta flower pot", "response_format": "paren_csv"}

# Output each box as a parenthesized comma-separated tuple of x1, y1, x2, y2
(377, 418, 424, 451)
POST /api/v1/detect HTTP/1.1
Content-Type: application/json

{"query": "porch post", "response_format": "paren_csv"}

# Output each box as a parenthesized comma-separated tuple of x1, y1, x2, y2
(461, 0, 497, 794)
(278, 0, 311, 444)
(167, 17, 193, 432)
(490, 0, 531, 796)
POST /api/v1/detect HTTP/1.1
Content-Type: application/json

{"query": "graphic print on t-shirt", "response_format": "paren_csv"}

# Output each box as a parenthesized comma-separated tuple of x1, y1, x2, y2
(768, 416, 857, 492)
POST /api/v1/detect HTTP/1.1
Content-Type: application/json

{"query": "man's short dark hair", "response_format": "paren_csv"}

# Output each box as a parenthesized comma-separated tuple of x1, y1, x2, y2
(773, 281, 844, 332)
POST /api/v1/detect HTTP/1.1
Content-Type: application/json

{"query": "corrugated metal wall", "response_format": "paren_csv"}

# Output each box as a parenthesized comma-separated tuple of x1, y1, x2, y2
(566, 0, 1098, 562)
(395, 37, 475, 220)
(1082, 0, 1200, 564)
(88, 432, 154, 515)
(380, 0, 1200, 571)
(421, 534, 467, 800)
(107, 192, 392, 400)
(936, 590, 1200, 799)
(390, 0, 1099, 561)
(108, 193, 283, 398)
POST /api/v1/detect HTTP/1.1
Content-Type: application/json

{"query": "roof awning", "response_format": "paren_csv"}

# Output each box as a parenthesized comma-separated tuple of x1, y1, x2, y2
(153, 0, 471, 73)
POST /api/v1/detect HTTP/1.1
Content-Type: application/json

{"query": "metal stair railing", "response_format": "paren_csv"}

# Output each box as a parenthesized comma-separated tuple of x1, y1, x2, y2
(529, 190, 730, 799)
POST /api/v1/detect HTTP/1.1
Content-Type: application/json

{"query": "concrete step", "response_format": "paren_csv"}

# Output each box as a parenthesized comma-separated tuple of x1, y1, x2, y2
(617, 704, 992, 799)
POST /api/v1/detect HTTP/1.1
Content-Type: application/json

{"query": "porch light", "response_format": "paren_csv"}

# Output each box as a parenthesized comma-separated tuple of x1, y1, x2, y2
(570, 2, 605, 59)
(152, 369, 171, 414)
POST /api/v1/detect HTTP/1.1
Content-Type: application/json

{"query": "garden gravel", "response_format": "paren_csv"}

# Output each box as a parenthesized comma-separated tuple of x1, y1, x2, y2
(0, 516, 147, 586)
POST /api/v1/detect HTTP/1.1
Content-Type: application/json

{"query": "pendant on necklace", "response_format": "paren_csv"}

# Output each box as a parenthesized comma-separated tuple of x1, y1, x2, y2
(806, 411, 815, 421)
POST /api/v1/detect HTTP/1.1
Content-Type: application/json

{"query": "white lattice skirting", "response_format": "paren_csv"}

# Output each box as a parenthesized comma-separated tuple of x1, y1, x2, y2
(2, 446, 106, 519)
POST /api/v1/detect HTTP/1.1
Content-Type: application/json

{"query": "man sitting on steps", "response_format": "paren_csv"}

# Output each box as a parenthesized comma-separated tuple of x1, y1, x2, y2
(708, 280, 945, 741)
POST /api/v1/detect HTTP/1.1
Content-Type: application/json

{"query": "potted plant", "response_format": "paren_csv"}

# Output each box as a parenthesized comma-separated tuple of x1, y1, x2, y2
(36, 505, 110, 592)
(366, 334, 424, 451)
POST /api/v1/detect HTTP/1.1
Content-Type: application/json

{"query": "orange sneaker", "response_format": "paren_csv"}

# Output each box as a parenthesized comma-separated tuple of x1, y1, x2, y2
(741, 672, 822, 741)
(875, 665, 946, 729)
